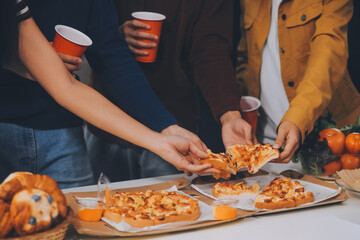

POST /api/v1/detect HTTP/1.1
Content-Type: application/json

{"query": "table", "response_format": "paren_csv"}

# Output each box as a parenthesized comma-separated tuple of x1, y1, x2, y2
(63, 162, 360, 240)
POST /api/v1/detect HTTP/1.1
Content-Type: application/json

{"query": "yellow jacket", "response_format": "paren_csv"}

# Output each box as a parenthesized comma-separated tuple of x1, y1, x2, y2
(237, 0, 360, 140)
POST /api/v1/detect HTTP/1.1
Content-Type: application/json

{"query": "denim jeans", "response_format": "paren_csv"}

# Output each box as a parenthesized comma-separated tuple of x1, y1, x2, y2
(0, 122, 94, 189)
(84, 127, 180, 182)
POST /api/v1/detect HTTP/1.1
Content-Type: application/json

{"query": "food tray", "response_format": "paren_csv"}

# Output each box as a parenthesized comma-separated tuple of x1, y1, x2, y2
(65, 170, 347, 237)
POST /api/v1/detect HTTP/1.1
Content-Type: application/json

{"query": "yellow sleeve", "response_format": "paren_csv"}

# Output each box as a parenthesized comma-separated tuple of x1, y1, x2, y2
(280, 0, 353, 141)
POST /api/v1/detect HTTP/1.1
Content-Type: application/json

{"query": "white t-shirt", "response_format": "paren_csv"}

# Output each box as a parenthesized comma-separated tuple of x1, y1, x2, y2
(257, 0, 289, 144)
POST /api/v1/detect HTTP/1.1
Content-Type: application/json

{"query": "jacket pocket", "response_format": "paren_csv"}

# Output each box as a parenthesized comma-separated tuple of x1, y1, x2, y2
(286, 2, 323, 28)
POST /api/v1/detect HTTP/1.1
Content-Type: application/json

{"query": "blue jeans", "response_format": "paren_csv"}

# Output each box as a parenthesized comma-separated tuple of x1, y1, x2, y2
(0, 122, 94, 189)
(85, 127, 180, 182)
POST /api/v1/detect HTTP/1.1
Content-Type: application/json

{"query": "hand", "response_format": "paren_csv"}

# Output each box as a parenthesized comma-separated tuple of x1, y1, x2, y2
(161, 125, 219, 176)
(49, 42, 82, 72)
(161, 125, 207, 152)
(154, 134, 220, 176)
(220, 111, 257, 149)
(57, 53, 82, 72)
(272, 121, 300, 163)
(119, 20, 158, 56)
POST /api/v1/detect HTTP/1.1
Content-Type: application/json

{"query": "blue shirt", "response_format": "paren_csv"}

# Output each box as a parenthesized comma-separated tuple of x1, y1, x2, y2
(0, 0, 177, 132)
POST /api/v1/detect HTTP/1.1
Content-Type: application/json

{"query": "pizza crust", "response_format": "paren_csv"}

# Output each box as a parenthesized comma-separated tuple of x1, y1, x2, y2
(254, 198, 296, 210)
(295, 193, 315, 206)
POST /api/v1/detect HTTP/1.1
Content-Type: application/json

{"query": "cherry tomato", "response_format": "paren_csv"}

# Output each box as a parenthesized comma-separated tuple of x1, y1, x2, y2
(345, 133, 360, 154)
(318, 128, 345, 155)
(340, 153, 360, 170)
(323, 161, 342, 176)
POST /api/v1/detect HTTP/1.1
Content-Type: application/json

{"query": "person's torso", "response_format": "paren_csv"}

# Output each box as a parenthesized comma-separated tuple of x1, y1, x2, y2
(0, 0, 95, 129)
(239, 0, 360, 127)
(113, 0, 205, 130)
(258, 0, 289, 143)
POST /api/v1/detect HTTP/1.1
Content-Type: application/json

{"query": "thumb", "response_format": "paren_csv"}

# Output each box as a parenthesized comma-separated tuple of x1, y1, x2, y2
(273, 128, 286, 149)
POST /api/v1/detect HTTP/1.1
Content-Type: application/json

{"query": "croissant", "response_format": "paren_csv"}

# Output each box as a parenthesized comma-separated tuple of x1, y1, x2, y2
(0, 199, 12, 238)
(0, 172, 67, 218)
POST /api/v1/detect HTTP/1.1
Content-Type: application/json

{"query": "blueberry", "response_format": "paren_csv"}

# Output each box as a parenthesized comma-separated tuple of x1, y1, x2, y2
(29, 217, 37, 225)
(47, 195, 53, 204)
(32, 195, 41, 202)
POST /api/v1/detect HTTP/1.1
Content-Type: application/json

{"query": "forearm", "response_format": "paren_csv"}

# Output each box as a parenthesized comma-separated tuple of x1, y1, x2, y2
(18, 18, 159, 150)
(190, 0, 241, 121)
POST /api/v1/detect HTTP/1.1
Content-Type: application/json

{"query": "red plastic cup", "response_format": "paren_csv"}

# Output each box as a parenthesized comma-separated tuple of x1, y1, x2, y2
(52, 25, 92, 58)
(240, 96, 261, 131)
(131, 11, 166, 63)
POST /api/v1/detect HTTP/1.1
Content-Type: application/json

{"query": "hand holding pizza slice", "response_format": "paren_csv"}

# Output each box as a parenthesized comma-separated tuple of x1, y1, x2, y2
(201, 144, 279, 179)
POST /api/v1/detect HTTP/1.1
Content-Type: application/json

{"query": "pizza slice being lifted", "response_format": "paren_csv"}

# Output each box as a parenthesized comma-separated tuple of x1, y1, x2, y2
(227, 143, 279, 174)
(201, 144, 279, 179)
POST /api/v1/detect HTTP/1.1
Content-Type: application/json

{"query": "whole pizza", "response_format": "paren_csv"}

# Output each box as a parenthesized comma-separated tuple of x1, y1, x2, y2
(103, 190, 200, 228)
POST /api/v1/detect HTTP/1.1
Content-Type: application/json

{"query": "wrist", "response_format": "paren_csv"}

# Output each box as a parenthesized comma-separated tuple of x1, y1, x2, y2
(220, 111, 242, 125)
(161, 124, 178, 134)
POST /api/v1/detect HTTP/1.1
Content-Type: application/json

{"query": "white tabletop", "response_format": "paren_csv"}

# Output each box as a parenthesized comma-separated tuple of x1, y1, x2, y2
(63, 162, 360, 240)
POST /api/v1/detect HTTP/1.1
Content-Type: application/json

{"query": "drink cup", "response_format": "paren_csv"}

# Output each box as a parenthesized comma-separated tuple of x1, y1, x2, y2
(240, 96, 261, 131)
(131, 11, 166, 63)
(52, 25, 92, 58)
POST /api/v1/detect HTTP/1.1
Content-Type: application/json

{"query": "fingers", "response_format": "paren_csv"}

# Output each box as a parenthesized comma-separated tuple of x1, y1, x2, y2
(127, 20, 157, 40)
(189, 134, 208, 152)
(58, 53, 82, 72)
(189, 143, 209, 159)
(130, 20, 151, 30)
(128, 45, 148, 56)
(125, 35, 156, 49)
(64, 63, 81, 72)
(271, 128, 286, 163)
(272, 122, 300, 163)
(280, 132, 300, 163)
(274, 138, 299, 163)
(181, 162, 213, 174)
(273, 127, 286, 150)
(280, 144, 298, 163)
(121, 20, 157, 57)
(194, 168, 221, 176)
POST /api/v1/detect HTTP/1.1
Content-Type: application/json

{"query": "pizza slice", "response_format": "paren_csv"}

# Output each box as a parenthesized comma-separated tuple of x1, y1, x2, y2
(227, 143, 279, 174)
(254, 177, 314, 210)
(212, 182, 260, 198)
(200, 149, 237, 179)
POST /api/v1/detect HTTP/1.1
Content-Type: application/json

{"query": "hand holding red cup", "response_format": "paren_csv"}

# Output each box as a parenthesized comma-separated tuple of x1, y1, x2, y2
(131, 12, 166, 63)
(52, 25, 92, 58)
